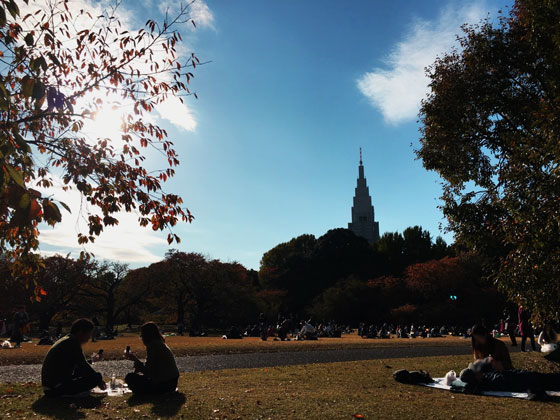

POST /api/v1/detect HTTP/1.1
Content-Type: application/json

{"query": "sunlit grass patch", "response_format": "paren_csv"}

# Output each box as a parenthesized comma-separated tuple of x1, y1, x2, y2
(1, 352, 558, 419)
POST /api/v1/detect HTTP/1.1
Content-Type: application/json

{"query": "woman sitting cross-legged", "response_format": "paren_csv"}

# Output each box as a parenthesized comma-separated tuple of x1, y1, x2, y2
(124, 322, 179, 394)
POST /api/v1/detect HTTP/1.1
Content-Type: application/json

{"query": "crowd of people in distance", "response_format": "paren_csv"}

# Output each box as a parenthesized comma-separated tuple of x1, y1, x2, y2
(236, 314, 348, 342)
(358, 323, 466, 339)
(0, 305, 31, 348)
(359, 323, 392, 339)
(357, 307, 560, 357)
(1, 306, 125, 349)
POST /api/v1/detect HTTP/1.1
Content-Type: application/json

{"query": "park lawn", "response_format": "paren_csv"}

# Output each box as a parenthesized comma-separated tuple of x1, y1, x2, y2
(1, 352, 559, 420)
(0, 334, 475, 366)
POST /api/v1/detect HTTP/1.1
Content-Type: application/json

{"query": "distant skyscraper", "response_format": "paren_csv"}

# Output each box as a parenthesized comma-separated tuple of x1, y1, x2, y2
(348, 148, 379, 243)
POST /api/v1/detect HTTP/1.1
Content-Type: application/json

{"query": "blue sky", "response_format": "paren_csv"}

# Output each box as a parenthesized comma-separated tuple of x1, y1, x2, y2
(39, 0, 511, 269)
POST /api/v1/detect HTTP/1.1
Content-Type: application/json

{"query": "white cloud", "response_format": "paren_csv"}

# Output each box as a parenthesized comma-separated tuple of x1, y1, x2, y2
(155, 96, 198, 131)
(357, 2, 490, 125)
(158, 0, 215, 30)
(37, 179, 167, 264)
(189, 1, 215, 29)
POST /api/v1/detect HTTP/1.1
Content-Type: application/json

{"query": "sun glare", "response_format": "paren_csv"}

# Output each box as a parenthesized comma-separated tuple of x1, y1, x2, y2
(87, 106, 126, 144)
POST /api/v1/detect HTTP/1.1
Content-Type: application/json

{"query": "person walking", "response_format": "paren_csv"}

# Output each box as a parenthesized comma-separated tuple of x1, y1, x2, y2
(91, 316, 100, 342)
(504, 309, 517, 347)
(518, 306, 536, 352)
(11, 305, 29, 348)
(258, 313, 268, 341)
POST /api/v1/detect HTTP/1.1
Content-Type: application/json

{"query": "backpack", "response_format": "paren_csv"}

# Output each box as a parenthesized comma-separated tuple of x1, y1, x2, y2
(393, 369, 433, 384)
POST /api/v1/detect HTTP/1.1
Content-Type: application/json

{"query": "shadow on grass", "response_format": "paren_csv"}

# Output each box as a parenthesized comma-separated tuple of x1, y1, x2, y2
(31, 395, 104, 420)
(127, 391, 187, 417)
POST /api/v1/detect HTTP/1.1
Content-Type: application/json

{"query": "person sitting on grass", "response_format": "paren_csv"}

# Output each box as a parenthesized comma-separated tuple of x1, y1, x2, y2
(298, 320, 317, 340)
(538, 323, 558, 353)
(539, 323, 560, 363)
(41, 318, 106, 397)
(226, 325, 242, 339)
(409, 325, 417, 338)
(124, 322, 179, 394)
(471, 324, 513, 371)
(277, 319, 290, 341)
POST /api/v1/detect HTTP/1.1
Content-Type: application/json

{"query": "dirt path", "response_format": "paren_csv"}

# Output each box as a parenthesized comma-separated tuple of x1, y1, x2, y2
(0, 345, 472, 383)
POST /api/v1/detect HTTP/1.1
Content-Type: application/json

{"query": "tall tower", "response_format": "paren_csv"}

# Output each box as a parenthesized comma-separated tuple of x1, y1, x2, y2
(348, 148, 379, 243)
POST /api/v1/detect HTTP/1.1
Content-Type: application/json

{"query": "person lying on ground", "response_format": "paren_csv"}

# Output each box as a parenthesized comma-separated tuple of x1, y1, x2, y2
(124, 322, 179, 394)
(41, 318, 106, 397)
(459, 358, 560, 401)
(471, 324, 513, 371)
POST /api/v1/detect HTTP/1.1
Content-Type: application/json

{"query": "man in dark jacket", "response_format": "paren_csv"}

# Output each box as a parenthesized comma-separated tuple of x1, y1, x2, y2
(41, 319, 106, 397)
(11, 305, 29, 348)
(503, 309, 517, 347)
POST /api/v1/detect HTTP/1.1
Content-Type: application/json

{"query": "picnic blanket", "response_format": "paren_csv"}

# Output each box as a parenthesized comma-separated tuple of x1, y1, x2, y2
(423, 377, 560, 399)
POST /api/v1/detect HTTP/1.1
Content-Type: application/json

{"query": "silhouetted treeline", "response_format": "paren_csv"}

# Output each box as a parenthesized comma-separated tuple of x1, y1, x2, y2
(259, 226, 504, 325)
(0, 226, 505, 332)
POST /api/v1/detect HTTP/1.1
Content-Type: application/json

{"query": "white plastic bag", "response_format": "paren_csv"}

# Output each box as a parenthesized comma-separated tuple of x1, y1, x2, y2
(444, 370, 457, 386)
(541, 343, 558, 354)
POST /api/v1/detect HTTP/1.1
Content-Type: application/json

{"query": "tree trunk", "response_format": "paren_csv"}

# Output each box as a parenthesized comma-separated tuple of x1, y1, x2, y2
(126, 308, 132, 329)
(177, 298, 184, 326)
(106, 294, 115, 336)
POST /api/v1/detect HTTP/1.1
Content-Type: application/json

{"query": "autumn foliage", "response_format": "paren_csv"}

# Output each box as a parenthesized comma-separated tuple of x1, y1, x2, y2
(310, 256, 504, 326)
(0, 0, 199, 276)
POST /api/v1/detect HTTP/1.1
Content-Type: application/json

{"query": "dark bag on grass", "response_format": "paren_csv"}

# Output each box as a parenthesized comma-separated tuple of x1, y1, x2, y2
(450, 379, 479, 395)
(544, 348, 560, 363)
(393, 369, 433, 384)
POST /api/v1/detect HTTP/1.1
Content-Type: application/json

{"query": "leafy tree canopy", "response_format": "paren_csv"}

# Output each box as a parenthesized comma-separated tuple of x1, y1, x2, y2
(259, 227, 451, 314)
(0, 0, 200, 276)
(417, 0, 560, 320)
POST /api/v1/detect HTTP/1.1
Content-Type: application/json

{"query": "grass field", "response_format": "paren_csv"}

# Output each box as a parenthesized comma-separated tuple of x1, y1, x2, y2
(0, 352, 558, 419)
(0, 334, 474, 365)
